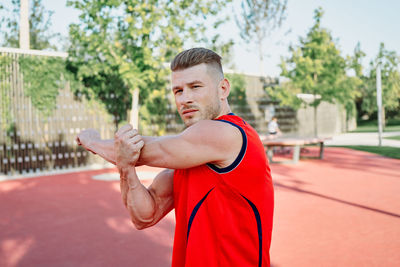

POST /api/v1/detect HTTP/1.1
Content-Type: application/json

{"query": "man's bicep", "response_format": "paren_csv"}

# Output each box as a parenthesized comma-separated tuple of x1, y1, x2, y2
(139, 134, 210, 168)
(153, 132, 222, 168)
(140, 120, 240, 169)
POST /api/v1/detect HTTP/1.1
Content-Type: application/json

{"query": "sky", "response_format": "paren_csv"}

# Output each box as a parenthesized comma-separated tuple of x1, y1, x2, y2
(3, 0, 400, 77)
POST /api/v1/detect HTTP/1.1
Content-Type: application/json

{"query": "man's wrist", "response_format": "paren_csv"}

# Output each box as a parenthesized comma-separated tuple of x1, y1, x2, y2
(85, 139, 98, 154)
(118, 164, 135, 178)
(118, 165, 140, 189)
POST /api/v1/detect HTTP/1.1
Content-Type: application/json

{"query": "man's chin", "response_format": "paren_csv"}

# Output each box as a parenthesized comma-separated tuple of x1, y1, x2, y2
(184, 120, 197, 128)
(183, 117, 201, 128)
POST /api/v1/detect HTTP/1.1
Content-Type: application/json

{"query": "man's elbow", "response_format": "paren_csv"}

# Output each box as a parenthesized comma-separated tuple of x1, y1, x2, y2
(131, 219, 153, 230)
(129, 211, 155, 230)
(132, 221, 146, 230)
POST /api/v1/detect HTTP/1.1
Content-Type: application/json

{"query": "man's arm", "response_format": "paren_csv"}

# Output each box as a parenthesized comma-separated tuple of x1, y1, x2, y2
(136, 119, 243, 169)
(114, 127, 173, 229)
(76, 129, 157, 165)
(77, 119, 242, 170)
(120, 168, 174, 229)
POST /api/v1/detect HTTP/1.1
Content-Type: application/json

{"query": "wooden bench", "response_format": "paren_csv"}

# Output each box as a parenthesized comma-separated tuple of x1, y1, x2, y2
(260, 137, 328, 164)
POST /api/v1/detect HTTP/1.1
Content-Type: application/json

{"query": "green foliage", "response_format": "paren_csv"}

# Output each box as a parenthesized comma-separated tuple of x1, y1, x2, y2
(280, 7, 348, 104)
(66, 0, 231, 128)
(0, 53, 70, 132)
(140, 86, 170, 135)
(18, 55, 67, 117)
(384, 135, 400, 141)
(332, 146, 400, 160)
(0, 0, 60, 50)
(355, 43, 400, 119)
(0, 55, 13, 132)
(265, 81, 303, 109)
(352, 119, 400, 133)
(226, 73, 247, 106)
(277, 7, 357, 134)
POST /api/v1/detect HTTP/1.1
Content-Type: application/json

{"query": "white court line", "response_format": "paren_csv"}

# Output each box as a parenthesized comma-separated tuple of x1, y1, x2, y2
(92, 171, 158, 181)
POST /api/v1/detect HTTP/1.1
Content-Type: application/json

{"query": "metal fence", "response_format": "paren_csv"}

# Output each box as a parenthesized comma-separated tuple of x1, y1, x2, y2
(0, 48, 116, 175)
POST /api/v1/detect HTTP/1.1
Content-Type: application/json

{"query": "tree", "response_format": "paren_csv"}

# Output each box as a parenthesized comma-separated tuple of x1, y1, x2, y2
(235, 0, 288, 75)
(277, 7, 354, 136)
(355, 43, 400, 123)
(0, 0, 60, 50)
(66, 0, 232, 132)
(374, 43, 400, 121)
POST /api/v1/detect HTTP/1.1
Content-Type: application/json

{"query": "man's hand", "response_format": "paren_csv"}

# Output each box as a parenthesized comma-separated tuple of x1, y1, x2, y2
(115, 124, 144, 169)
(76, 129, 101, 154)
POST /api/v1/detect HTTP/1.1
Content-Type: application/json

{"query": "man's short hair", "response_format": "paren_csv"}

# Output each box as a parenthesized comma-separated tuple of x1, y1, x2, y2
(171, 48, 223, 76)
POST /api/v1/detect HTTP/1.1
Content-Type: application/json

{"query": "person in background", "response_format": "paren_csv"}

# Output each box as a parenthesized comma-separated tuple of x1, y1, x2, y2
(268, 116, 281, 139)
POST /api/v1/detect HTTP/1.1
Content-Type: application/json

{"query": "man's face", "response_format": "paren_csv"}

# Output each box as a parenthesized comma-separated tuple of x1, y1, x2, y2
(172, 63, 222, 127)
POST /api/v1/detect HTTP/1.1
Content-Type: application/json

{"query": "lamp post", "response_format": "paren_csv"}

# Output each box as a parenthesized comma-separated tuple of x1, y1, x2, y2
(376, 63, 383, 146)
(19, 0, 30, 49)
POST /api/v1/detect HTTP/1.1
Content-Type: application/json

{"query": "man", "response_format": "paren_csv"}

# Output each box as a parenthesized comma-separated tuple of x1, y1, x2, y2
(77, 48, 274, 267)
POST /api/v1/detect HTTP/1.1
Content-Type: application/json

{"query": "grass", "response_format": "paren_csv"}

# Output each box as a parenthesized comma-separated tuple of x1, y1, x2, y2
(384, 135, 400, 141)
(331, 145, 400, 159)
(352, 119, 400, 133)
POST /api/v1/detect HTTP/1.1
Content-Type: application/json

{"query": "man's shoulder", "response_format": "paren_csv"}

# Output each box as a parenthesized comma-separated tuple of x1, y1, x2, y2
(182, 119, 242, 149)
(188, 119, 242, 135)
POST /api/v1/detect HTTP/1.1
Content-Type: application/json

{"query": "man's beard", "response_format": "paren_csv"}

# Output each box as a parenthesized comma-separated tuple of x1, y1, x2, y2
(181, 99, 221, 127)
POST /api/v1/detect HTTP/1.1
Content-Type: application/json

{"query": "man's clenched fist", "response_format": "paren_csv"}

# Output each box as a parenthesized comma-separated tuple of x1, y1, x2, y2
(115, 124, 144, 169)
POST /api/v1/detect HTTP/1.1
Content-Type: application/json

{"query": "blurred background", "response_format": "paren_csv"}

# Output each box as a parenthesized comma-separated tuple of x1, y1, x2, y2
(1, 0, 398, 175)
(0, 1, 400, 267)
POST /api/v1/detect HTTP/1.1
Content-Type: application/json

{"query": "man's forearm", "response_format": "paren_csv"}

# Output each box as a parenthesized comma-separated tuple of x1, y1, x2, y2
(86, 139, 117, 165)
(119, 165, 157, 228)
(86, 136, 160, 166)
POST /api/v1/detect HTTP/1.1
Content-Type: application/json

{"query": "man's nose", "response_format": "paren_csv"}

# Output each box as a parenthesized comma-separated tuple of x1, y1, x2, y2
(180, 88, 194, 104)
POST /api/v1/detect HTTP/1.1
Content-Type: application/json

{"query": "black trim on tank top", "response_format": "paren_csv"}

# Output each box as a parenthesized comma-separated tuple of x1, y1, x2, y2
(187, 187, 215, 242)
(206, 120, 247, 173)
(241, 195, 263, 267)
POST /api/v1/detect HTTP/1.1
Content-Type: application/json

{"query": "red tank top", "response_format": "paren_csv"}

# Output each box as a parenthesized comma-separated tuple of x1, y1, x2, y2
(172, 114, 274, 267)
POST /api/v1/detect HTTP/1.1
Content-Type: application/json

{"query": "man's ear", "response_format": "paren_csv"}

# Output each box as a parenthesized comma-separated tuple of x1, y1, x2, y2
(219, 78, 230, 101)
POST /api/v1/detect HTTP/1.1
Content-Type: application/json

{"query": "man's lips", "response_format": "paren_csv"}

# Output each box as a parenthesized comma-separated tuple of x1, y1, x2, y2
(182, 109, 198, 115)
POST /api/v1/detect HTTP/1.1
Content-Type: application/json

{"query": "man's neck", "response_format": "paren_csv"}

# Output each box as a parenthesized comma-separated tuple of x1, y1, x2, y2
(217, 103, 232, 118)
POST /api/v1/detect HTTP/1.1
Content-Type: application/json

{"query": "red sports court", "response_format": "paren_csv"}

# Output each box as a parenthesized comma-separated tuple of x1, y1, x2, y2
(1, 147, 399, 266)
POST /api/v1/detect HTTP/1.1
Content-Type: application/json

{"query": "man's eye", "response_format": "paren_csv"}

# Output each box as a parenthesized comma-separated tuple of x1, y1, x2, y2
(174, 89, 183, 94)
(193, 85, 201, 88)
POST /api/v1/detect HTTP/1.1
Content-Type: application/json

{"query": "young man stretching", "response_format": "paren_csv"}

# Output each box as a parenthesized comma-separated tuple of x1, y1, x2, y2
(77, 48, 274, 267)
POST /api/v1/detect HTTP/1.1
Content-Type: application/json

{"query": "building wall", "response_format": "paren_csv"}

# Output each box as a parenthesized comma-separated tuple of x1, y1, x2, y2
(295, 101, 356, 138)
(227, 72, 356, 137)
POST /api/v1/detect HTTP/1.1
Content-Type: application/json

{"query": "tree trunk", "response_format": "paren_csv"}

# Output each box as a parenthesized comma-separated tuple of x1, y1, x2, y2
(114, 113, 119, 132)
(129, 88, 139, 129)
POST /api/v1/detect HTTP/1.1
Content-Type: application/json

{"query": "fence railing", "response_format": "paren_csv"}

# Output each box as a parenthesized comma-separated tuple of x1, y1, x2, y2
(0, 48, 116, 175)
